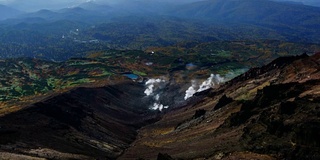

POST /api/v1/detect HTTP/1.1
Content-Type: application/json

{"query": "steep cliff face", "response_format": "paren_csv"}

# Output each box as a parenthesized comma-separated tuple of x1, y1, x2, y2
(120, 53, 320, 159)
(0, 82, 158, 159)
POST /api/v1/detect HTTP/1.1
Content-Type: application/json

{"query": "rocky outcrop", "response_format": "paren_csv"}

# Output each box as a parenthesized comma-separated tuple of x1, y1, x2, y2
(223, 80, 320, 159)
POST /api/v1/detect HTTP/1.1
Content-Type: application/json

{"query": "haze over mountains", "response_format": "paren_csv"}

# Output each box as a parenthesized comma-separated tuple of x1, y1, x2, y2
(1, 0, 320, 21)
(0, 0, 319, 60)
(275, 0, 320, 6)
(0, 4, 24, 20)
(0, 0, 320, 12)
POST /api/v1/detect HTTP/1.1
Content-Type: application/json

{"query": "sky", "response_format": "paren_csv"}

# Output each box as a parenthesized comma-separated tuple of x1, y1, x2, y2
(0, 0, 319, 11)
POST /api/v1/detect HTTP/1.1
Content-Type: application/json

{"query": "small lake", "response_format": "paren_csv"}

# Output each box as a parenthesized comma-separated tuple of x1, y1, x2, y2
(186, 63, 197, 70)
(186, 63, 196, 67)
(123, 74, 139, 80)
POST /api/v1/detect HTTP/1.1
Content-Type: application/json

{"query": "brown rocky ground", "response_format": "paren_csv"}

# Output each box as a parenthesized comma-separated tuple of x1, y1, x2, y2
(120, 53, 320, 159)
(0, 53, 319, 159)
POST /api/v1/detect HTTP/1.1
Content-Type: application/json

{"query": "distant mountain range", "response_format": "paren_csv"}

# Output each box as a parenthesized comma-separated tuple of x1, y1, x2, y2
(0, 0, 319, 60)
(0, 4, 24, 20)
(1, 0, 320, 12)
(172, 0, 320, 26)
(2, 0, 320, 24)
(274, 0, 320, 7)
(77, 1, 112, 13)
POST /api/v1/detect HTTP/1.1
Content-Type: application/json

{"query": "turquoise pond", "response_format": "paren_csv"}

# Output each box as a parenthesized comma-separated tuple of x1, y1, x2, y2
(186, 63, 196, 67)
(123, 74, 139, 79)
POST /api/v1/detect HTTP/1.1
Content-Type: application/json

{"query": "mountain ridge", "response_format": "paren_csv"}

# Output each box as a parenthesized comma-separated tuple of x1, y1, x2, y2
(172, 0, 320, 25)
(0, 4, 24, 20)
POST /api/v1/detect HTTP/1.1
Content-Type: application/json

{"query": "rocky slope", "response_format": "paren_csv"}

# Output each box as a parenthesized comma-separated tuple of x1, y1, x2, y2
(0, 53, 319, 159)
(120, 53, 320, 159)
(0, 82, 158, 159)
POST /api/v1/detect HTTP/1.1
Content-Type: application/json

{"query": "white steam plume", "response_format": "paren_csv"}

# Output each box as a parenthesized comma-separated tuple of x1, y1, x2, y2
(151, 103, 169, 111)
(144, 78, 169, 111)
(144, 78, 165, 96)
(184, 80, 197, 100)
(184, 74, 225, 100)
(197, 74, 224, 92)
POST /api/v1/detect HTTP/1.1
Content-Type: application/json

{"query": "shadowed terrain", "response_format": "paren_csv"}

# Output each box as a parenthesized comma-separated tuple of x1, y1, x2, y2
(0, 82, 158, 159)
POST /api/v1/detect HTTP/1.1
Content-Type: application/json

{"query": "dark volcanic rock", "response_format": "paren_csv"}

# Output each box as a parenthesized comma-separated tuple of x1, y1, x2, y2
(214, 95, 234, 111)
(223, 80, 320, 159)
(157, 153, 174, 160)
(193, 109, 206, 119)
